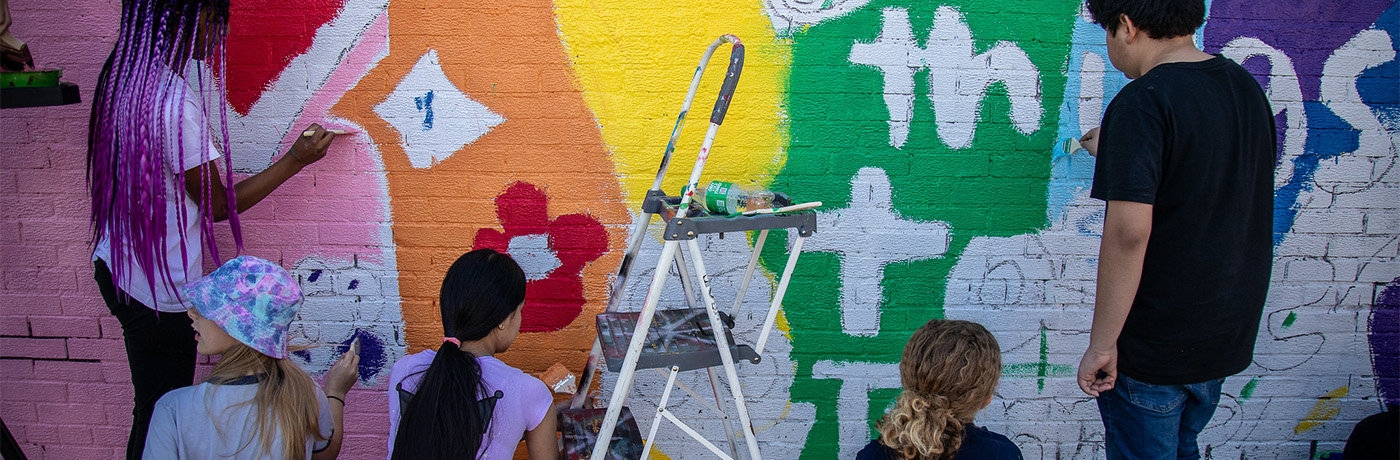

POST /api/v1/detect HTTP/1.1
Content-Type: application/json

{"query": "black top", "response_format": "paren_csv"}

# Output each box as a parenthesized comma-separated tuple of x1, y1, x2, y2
(396, 369, 502, 426)
(856, 425, 1023, 460)
(1090, 55, 1275, 385)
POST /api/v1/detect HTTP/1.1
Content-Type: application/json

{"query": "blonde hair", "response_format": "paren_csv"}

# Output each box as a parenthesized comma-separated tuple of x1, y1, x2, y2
(876, 319, 1001, 460)
(207, 343, 326, 459)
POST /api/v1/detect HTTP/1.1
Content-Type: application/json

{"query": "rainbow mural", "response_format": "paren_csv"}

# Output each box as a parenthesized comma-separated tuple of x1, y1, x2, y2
(0, 0, 1395, 458)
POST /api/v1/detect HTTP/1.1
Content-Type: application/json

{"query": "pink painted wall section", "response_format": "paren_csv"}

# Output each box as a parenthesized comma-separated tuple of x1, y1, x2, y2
(0, 0, 398, 458)
(1, 1, 128, 458)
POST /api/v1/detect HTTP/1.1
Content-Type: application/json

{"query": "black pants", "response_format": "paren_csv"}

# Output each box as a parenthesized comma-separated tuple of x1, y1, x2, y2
(93, 260, 196, 460)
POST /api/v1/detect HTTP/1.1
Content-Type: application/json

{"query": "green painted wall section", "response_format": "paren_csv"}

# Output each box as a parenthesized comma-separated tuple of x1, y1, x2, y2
(765, 1, 1080, 454)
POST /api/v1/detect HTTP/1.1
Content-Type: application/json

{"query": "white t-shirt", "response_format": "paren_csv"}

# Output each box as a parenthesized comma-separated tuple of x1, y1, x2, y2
(143, 375, 334, 460)
(385, 350, 553, 459)
(92, 71, 221, 312)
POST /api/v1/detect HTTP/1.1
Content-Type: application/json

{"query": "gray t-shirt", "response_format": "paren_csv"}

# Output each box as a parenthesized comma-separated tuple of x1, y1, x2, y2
(143, 375, 334, 459)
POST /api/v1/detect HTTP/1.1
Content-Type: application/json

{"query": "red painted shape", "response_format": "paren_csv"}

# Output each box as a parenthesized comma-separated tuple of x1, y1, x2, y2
(224, 0, 345, 115)
(474, 182, 609, 333)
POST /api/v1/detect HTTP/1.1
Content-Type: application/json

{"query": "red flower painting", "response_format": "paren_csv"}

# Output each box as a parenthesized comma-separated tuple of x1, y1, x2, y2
(473, 182, 609, 332)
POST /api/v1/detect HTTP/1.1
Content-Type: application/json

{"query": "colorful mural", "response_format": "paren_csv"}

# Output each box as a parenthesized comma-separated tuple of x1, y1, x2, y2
(763, 2, 1076, 457)
(325, 0, 634, 375)
(0, 0, 1395, 458)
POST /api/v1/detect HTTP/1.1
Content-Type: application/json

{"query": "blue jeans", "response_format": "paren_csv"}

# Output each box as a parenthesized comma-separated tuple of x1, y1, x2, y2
(1097, 374, 1224, 460)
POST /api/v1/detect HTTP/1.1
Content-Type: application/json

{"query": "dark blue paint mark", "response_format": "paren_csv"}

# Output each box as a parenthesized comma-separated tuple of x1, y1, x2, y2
(348, 279, 359, 290)
(1076, 209, 1106, 236)
(308, 270, 322, 283)
(1271, 5, 1398, 247)
(292, 348, 312, 362)
(1372, 277, 1399, 406)
(339, 329, 388, 382)
(1273, 111, 1288, 166)
(1357, 4, 1400, 132)
(415, 90, 435, 131)
(1273, 101, 1360, 246)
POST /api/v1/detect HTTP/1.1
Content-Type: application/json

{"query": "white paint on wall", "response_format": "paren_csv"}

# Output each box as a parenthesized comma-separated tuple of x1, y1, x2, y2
(849, 6, 1043, 150)
(1077, 51, 1105, 139)
(849, 8, 916, 149)
(509, 233, 563, 281)
(923, 6, 1043, 149)
(1219, 37, 1307, 189)
(373, 49, 506, 169)
(763, 0, 871, 35)
(801, 167, 950, 337)
(1321, 27, 1397, 170)
(223, 0, 392, 173)
(810, 360, 900, 460)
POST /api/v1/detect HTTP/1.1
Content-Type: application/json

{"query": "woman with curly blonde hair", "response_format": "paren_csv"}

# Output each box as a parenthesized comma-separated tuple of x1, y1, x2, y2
(858, 319, 1023, 460)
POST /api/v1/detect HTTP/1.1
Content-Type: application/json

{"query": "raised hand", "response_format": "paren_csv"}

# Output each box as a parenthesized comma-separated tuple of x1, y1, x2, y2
(289, 123, 338, 167)
(324, 343, 360, 399)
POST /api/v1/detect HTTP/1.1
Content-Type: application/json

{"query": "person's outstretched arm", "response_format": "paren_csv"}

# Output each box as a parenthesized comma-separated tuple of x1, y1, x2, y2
(184, 124, 337, 221)
(1077, 200, 1152, 397)
(524, 402, 560, 460)
(314, 349, 359, 460)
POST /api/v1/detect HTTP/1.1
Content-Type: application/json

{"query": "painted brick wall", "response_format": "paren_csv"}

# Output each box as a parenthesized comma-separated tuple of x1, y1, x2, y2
(1, 0, 1396, 459)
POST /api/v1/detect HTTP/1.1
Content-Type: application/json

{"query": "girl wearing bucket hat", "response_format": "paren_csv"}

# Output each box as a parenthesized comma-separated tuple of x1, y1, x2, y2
(142, 256, 359, 460)
(386, 249, 559, 460)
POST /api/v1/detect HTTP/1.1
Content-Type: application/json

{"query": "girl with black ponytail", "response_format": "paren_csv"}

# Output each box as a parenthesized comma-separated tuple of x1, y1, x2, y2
(386, 249, 559, 459)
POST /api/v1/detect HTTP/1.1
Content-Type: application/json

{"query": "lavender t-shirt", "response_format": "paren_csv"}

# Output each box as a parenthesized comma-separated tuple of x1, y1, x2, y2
(385, 349, 552, 459)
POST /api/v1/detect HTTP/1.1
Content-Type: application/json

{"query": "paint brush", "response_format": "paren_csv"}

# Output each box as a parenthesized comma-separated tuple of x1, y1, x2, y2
(1053, 136, 1084, 159)
(740, 201, 823, 216)
(302, 128, 350, 137)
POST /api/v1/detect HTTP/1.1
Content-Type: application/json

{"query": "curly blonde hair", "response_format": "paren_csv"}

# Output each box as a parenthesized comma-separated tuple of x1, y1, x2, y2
(876, 319, 1001, 460)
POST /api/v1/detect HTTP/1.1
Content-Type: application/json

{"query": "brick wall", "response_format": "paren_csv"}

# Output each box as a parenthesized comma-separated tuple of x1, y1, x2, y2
(1, 0, 1396, 458)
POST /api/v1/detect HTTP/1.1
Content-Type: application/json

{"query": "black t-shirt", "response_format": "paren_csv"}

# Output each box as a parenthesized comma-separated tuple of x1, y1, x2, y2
(855, 425, 1023, 460)
(1090, 55, 1275, 385)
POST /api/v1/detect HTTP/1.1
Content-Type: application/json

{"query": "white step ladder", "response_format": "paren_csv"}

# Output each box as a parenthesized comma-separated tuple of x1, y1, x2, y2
(560, 35, 816, 460)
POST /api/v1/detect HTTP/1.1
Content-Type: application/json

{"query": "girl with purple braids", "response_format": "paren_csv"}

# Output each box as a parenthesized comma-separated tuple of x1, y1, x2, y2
(86, 0, 338, 458)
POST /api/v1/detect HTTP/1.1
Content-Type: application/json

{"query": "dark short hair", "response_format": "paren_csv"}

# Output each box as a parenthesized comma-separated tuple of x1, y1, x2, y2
(1085, 0, 1205, 39)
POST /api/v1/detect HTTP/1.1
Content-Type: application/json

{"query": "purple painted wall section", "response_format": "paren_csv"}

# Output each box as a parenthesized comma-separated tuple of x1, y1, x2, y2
(1203, 0, 1392, 100)
(1374, 278, 1400, 406)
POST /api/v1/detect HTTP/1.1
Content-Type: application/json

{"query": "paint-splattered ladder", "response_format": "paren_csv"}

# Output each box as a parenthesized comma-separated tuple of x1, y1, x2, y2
(560, 35, 816, 460)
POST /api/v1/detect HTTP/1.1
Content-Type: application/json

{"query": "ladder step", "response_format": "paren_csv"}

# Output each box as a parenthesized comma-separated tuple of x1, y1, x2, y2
(597, 308, 759, 373)
(560, 407, 644, 460)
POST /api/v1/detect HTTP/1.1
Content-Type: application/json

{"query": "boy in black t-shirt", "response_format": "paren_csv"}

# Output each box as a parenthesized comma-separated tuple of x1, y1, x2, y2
(1075, 0, 1275, 459)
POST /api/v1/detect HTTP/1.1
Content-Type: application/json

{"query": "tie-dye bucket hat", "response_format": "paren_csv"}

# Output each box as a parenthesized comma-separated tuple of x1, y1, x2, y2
(179, 255, 303, 359)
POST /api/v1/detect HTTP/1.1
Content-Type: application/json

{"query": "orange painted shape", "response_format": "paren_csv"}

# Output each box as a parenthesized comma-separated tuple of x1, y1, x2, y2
(331, 0, 628, 385)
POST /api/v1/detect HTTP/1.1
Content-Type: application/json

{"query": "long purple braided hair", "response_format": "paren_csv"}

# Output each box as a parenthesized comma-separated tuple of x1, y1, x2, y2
(87, 0, 241, 300)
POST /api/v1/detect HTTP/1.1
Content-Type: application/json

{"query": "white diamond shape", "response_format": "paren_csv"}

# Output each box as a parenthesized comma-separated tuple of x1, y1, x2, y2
(508, 233, 561, 282)
(374, 49, 505, 169)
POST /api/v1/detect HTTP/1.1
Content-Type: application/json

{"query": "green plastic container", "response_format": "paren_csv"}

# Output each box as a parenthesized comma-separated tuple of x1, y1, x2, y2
(0, 69, 61, 88)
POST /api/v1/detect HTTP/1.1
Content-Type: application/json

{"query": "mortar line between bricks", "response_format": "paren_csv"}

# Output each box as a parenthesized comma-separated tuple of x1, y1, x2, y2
(0, 357, 101, 363)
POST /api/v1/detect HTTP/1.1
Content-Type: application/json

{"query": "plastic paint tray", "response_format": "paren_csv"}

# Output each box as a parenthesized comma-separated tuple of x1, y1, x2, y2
(0, 69, 61, 88)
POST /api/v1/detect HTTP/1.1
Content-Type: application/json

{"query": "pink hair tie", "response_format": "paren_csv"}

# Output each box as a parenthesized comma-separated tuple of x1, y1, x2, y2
(442, 337, 461, 346)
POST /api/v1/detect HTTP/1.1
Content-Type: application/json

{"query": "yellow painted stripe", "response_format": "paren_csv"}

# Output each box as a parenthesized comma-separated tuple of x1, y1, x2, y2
(1294, 385, 1348, 434)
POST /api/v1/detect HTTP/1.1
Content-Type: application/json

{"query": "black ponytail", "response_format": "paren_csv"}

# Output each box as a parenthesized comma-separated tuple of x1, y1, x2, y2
(391, 249, 527, 460)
